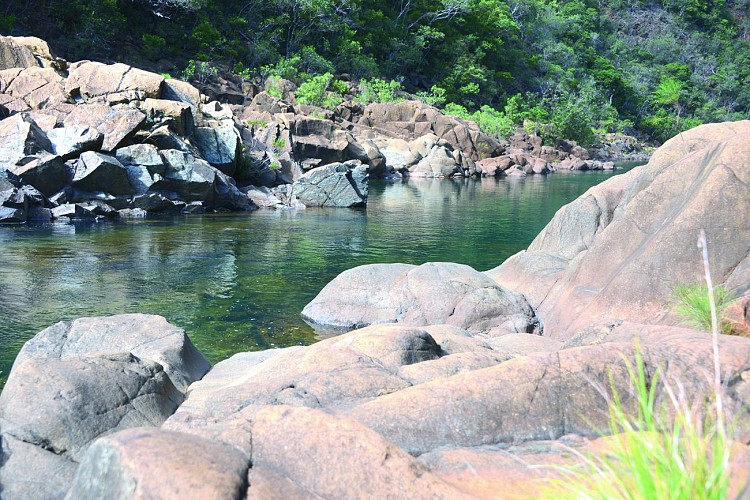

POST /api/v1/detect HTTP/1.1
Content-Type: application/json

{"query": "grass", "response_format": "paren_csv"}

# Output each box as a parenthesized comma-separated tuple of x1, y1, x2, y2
(545, 349, 732, 500)
(674, 283, 736, 334)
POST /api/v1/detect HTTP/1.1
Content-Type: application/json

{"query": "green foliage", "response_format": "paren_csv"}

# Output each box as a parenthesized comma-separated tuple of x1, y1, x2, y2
(357, 78, 402, 104)
(265, 78, 283, 99)
(5, 0, 750, 143)
(417, 86, 447, 107)
(160, 72, 173, 79)
(548, 348, 732, 499)
(272, 137, 286, 149)
(182, 60, 218, 85)
(295, 73, 344, 109)
(443, 103, 515, 139)
(673, 283, 737, 334)
(142, 34, 166, 60)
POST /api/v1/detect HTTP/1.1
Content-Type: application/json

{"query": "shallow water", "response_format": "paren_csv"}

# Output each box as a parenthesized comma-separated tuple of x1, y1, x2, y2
(0, 169, 638, 381)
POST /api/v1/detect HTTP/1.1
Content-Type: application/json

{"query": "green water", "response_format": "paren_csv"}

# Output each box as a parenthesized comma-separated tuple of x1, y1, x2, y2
(0, 170, 634, 380)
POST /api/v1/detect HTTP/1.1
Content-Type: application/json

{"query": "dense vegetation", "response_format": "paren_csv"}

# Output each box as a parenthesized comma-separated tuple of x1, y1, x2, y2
(3, 0, 750, 144)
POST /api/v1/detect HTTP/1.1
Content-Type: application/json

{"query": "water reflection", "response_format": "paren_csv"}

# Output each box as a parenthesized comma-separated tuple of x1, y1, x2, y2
(0, 170, 631, 381)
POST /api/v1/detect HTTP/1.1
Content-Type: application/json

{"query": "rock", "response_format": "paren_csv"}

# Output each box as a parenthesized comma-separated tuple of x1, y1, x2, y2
(346, 327, 750, 455)
(13, 313, 211, 392)
(0, 352, 182, 463)
(66, 61, 164, 102)
(114, 143, 164, 173)
(164, 325, 446, 432)
(488, 120, 750, 340)
(1, 67, 67, 110)
(724, 293, 750, 336)
(142, 97, 193, 136)
(292, 162, 368, 208)
(66, 428, 249, 500)
(357, 100, 503, 167)
(292, 116, 371, 168)
(247, 91, 293, 114)
(154, 149, 253, 211)
(0, 36, 39, 70)
(46, 126, 103, 159)
(0, 433, 78, 500)
(0, 206, 26, 223)
(63, 104, 146, 151)
(73, 151, 135, 196)
(0, 113, 53, 169)
(10, 153, 68, 196)
(246, 406, 465, 499)
(302, 262, 538, 334)
(476, 156, 512, 176)
(162, 78, 201, 116)
(410, 144, 462, 178)
(51, 203, 97, 219)
(193, 123, 241, 176)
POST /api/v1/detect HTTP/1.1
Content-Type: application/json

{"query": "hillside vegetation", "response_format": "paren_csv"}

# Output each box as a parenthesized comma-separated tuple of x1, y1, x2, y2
(2, 0, 749, 145)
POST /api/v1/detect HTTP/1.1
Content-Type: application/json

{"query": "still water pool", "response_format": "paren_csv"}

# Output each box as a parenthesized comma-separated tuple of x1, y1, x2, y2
(0, 169, 637, 381)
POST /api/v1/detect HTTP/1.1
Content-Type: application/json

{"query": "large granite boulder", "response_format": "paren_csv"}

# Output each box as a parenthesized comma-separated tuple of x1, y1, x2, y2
(0, 113, 53, 169)
(0, 36, 39, 70)
(193, 123, 241, 176)
(291, 116, 372, 167)
(12, 313, 211, 391)
(66, 428, 249, 500)
(46, 125, 103, 159)
(302, 262, 539, 334)
(73, 151, 135, 196)
(65, 61, 164, 102)
(292, 161, 368, 207)
(487, 120, 750, 340)
(63, 104, 146, 151)
(0, 66, 67, 111)
(153, 149, 254, 211)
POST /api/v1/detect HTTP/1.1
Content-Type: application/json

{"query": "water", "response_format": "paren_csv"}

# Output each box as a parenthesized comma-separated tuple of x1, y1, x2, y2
(0, 169, 637, 382)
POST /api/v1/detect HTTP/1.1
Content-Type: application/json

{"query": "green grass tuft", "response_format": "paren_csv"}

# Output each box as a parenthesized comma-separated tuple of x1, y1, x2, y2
(674, 283, 736, 334)
(546, 347, 732, 500)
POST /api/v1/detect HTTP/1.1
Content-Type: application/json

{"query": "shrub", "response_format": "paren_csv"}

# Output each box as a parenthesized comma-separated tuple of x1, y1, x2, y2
(182, 60, 217, 86)
(295, 73, 344, 109)
(417, 85, 447, 107)
(357, 78, 402, 104)
(674, 283, 736, 334)
(142, 34, 166, 59)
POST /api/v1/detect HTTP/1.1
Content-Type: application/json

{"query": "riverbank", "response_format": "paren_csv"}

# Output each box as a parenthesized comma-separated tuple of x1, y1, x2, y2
(0, 121, 748, 498)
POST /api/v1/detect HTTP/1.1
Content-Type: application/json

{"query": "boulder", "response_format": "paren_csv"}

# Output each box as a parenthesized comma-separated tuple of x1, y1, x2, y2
(73, 151, 135, 196)
(12, 313, 211, 392)
(0, 353, 182, 462)
(1, 67, 67, 110)
(154, 149, 254, 211)
(46, 126, 103, 159)
(63, 104, 146, 151)
(66, 61, 164, 102)
(0, 205, 26, 223)
(476, 156, 512, 176)
(292, 161, 368, 207)
(0, 36, 39, 70)
(346, 327, 750, 455)
(488, 120, 750, 340)
(410, 145, 462, 178)
(66, 428, 249, 500)
(114, 143, 165, 175)
(245, 406, 465, 499)
(10, 153, 68, 197)
(292, 116, 371, 168)
(142, 97, 193, 136)
(162, 78, 201, 116)
(193, 123, 241, 176)
(0, 113, 53, 169)
(302, 262, 539, 334)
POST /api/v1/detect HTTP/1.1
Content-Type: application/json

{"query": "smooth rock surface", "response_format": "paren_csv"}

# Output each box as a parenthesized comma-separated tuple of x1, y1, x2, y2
(302, 262, 539, 334)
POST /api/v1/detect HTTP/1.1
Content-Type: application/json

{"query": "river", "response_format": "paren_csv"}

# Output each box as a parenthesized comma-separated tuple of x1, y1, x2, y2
(0, 167, 640, 383)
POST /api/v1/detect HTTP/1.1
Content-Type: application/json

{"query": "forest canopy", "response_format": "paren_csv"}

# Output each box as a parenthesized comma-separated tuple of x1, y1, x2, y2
(2, 0, 749, 143)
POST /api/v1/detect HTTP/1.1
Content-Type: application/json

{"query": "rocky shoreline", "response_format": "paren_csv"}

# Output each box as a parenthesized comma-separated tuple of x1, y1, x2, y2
(0, 120, 748, 498)
(1, 35, 648, 222)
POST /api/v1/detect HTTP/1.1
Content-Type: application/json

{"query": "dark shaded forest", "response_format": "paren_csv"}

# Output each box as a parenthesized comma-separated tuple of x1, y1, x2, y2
(3, 0, 749, 144)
